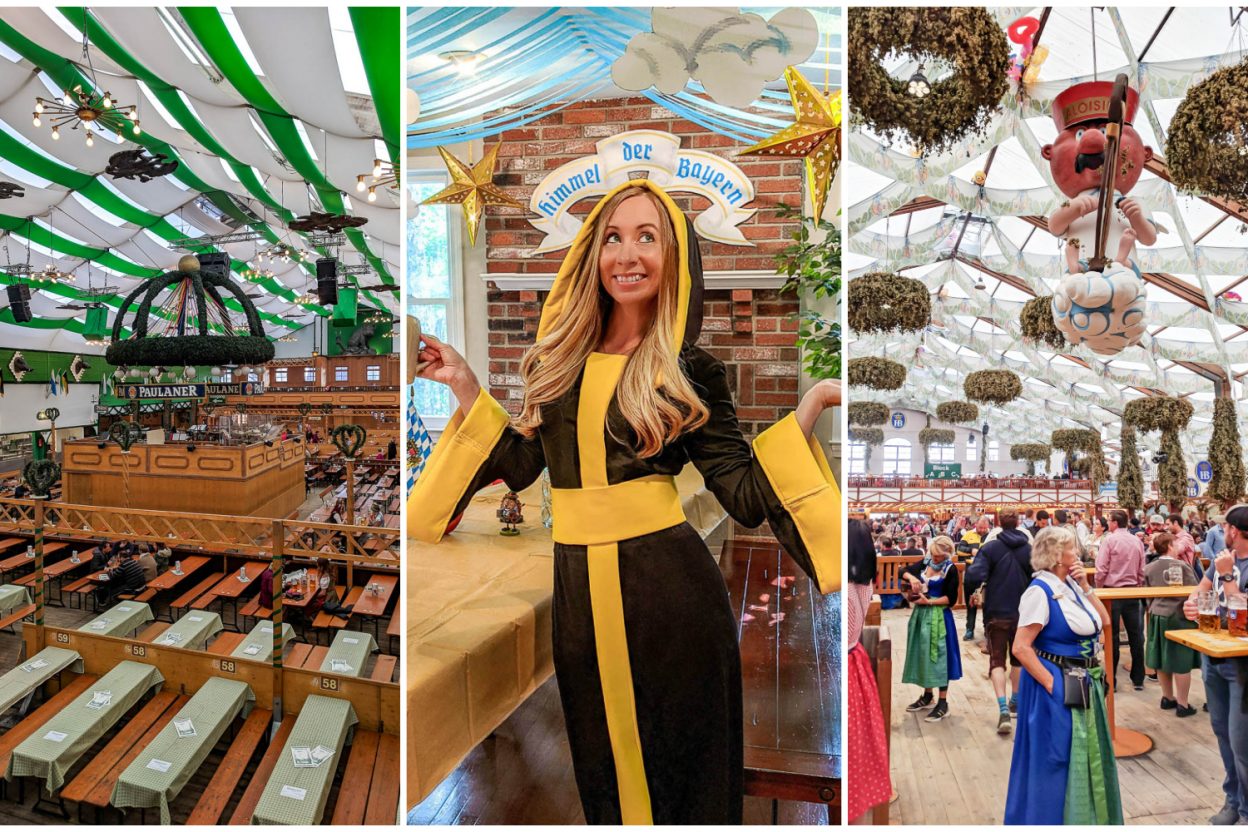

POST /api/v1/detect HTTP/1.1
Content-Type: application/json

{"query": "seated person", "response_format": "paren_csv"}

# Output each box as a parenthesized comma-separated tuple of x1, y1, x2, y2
(89, 546, 108, 570)
(136, 544, 159, 583)
(258, 565, 274, 610)
(96, 553, 146, 606)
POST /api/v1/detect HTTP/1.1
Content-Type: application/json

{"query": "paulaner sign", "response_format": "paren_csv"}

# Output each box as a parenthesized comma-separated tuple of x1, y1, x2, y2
(529, 130, 757, 253)
(116, 382, 263, 399)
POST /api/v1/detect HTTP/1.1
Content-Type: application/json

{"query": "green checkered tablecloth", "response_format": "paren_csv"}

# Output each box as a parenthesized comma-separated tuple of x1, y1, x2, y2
(0, 584, 30, 615)
(0, 647, 83, 715)
(251, 695, 357, 825)
(151, 612, 223, 651)
(111, 677, 255, 823)
(80, 602, 155, 638)
(232, 622, 295, 662)
(319, 630, 377, 677)
(5, 660, 163, 793)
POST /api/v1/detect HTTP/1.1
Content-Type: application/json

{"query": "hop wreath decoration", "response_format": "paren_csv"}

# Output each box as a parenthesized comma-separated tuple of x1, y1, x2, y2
(848, 7, 1010, 155)
(1010, 442, 1050, 475)
(1020, 295, 1067, 350)
(1050, 428, 1107, 489)
(936, 401, 979, 424)
(848, 401, 890, 426)
(1166, 59, 1248, 203)
(1122, 397, 1194, 434)
(847, 272, 931, 333)
(849, 426, 885, 471)
(918, 428, 955, 448)
(1118, 424, 1144, 511)
(964, 369, 1022, 405)
(848, 357, 907, 390)
(1207, 398, 1246, 504)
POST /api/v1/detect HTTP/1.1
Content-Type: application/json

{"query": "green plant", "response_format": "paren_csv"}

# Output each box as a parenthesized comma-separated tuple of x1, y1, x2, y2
(848, 401, 890, 426)
(1159, 430, 1187, 511)
(847, 271, 930, 333)
(1123, 397, 1194, 433)
(1207, 397, 1245, 504)
(1020, 295, 1066, 350)
(1118, 425, 1143, 511)
(1050, 427, 1107, 489)
(1167, 58, 1248, 203)
(848, 357, 907, 390)
(773, 202, 840, 380)
(1010, 442, 1050, 476)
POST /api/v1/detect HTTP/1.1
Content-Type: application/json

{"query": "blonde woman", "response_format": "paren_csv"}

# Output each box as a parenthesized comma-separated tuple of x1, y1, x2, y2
(409, 180, 839, 824)
(1006, 526, 1121, 824)
(900, 535, 963, 722)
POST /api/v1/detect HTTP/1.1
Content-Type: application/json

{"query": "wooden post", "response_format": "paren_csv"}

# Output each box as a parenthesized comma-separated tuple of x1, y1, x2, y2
(32, 498, 45, 628)
(345, 458, 356, 525)
(271, 518, 284, 732)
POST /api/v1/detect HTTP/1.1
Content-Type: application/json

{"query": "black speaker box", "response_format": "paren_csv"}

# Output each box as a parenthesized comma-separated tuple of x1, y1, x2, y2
(198, 251, 230, 279)
(316, 258, 338, 305)
(7, 284, 31, 323)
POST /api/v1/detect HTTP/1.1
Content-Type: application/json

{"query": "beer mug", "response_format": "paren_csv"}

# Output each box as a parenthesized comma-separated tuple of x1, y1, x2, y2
(1199, 589, 1221, 634)
(1164, 565, 1183, 587)
(1231, 596, 1248, 639)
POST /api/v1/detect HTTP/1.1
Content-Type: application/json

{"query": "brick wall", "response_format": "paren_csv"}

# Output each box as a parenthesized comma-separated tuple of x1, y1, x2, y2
(483, 95, 805, 438)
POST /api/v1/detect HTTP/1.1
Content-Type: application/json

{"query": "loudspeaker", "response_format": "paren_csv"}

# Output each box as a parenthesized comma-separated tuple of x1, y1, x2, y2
(316, 258, 338, 306)
(198, 251, 230, 279)
(7, 284, 31, 323)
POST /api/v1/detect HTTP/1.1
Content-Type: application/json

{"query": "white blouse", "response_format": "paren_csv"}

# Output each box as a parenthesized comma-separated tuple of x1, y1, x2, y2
(1017, 571, 1100, 637)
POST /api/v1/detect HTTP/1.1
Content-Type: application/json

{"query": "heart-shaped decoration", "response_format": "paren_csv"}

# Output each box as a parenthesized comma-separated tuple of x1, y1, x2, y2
(332, 424, 367, 459)
(108, 420, 140, 452)
(297, 402, 313, 418)
(40, 407, 60, 423)
(319, 402, 333, 415)
(201, 402, 217, 417)
(23, 459, 60, 498)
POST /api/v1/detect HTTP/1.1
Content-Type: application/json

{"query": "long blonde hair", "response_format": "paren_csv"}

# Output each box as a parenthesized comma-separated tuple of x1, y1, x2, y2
(514, 186, 709, 456)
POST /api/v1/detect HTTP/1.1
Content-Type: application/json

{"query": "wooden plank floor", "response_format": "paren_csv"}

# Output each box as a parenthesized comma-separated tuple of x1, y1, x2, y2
(882, 606, 1226, 825)
(407, 676, 830, 825)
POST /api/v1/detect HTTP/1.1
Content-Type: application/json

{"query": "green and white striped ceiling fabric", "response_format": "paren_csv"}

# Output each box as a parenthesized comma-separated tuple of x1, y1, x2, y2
(0, 6, 399, 354)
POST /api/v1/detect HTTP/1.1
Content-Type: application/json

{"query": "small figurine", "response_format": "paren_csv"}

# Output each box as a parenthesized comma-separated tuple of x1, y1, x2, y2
(498, 491, 524, 536)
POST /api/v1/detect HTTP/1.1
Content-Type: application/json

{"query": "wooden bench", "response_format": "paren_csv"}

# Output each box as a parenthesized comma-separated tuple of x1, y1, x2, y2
(861, 624, 893, 825)
(310, 586, 354, 633)
(385, 612, 399, 652)
(63, 576, 98, 611)
(329, 730, 400, 825)
(0, 603, 34, 633)
(0, 674, 99, 775)
(137, 621, 171, 642)
(370, 655, 397, 684)
(238, 599, 271, 632)
(226, 718, 295, 824)
(62, 691, 187, 815)
(305, 646, 329, 671)
(170, 573, 223, 618)
(206, 632, 245, 656)
(185, 708, 272, 825)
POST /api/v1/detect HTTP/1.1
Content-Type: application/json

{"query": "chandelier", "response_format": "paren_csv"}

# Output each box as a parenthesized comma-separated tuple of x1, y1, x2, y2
(258, 242, 310, 264)
(32, 21, 140, 146)
(356, 158, 398, 203)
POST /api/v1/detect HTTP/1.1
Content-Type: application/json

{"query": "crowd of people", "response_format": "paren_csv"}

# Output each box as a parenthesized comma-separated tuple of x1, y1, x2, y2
(91, 540, 173, 605)
(851, 504, 1248, 825)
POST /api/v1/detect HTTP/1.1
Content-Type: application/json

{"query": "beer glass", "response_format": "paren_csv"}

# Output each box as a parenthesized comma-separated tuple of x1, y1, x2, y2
(1165, 565, 1183, 587)
(1230, 596, 1248, 639)
(1199, 590, 1221, 634)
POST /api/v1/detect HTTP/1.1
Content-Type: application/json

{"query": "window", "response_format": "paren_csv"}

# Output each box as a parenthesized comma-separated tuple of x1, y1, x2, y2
(966, 435, 977, 462)
(988, 440, 1000, 462)
(303, 367, 316, 383)
(274, 368, 288, 383)
(931, 443, 956, 463)
(409, 171, 460, 429)
(366, 365, 380, 382)
(334, 366, 349, 382)
(883, 438, 912, 475)
(848, 441, 867, 475)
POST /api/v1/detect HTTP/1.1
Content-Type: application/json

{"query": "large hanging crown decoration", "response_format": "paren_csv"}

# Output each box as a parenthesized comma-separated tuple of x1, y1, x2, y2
(105, 254, 274, 369)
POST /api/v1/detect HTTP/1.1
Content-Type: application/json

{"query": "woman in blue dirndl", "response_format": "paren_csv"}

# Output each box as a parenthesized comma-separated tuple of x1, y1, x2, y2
(900, 535, 963, 722)
(1007, 525, 1122, 825)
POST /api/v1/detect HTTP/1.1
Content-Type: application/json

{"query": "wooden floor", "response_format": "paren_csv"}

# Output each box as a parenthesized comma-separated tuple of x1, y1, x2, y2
(882, 606, 1226, 825)
(407, 676, 830, 825)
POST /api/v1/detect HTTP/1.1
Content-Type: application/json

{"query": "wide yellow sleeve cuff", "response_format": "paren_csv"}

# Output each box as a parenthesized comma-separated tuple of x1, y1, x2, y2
(407, 387, 511, 544)
(752, 413, 842, 594)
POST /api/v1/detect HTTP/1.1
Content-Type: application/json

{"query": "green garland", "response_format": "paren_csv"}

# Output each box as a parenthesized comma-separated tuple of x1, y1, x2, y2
(1118, 425, 1144, 511)
(1166, 59, 1248, 203)
(848, 401, 890, 426)
(22, 459, 60, 498)
(936, 401, 978, 424)
(848, 7, 1010, 155)
(849, 426, 885, 472)
(1159, 431, 1188, 511)
(1050, 427, 1107, 489)
(847, 271, 931, 333)
(964, 369, 1022, 405)
(918, 428, 955, 447)
(107, 334, 274, 369)
(1010, 442, 1050, 476)
(1122, 397, 1194, 433)
(848, 357, 907, 390)
(1020, 295, 1066, 350)
(1207, 397, 1245, 504)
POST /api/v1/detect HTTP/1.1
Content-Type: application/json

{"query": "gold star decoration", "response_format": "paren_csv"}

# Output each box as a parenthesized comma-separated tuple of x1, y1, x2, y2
(420, 144, 527, 246)
(738, 66, 841, 221)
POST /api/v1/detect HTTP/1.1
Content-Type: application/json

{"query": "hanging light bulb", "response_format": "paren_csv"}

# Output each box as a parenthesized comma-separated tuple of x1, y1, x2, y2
(373, 159, 383, 178)
(128, 107, 137, 120)
(132, 122, 140, 135)
(62, 90, 72, 106)
(51, 126, 59, 141)
(356, 175, 367, 193)
(85, 130, 94, 147)
(32, 113, 40, 127)
(34, 100, 43, 114)
(908, 70, 931, 98)
(367, 187, 377, 203)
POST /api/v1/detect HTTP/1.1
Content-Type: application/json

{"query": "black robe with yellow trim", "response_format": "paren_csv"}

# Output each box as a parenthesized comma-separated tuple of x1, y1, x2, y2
(409, 178, 838, 825)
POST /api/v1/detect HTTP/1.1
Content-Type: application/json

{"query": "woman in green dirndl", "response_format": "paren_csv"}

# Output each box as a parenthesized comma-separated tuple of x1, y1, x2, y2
(901, 535, 963, 722)
(1144, 532, 1200, 716)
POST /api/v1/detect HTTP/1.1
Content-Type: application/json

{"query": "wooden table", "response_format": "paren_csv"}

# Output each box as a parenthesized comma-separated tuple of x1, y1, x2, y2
(1166, 627, 1248, 658)
(0, 541, 68, 579)
(721, 540, 840, 819)
(1095, 585, 1195, 758)
(354, 574, 397, 618)
(209, 562, 267, 599)
(146, 556, 209, 591)
(282, 569, 320, 609)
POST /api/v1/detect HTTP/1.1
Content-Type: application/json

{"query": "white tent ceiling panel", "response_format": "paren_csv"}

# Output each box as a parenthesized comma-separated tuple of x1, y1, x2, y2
(5, 9, 129, 78)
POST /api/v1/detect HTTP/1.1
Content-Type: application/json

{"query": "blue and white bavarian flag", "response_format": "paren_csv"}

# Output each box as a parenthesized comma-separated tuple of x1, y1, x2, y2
(406, 383, 434, 496)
